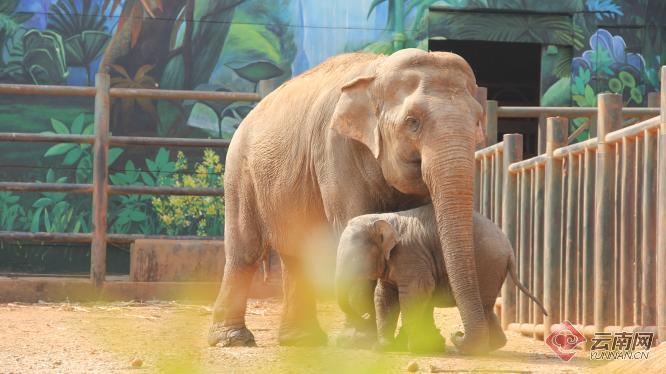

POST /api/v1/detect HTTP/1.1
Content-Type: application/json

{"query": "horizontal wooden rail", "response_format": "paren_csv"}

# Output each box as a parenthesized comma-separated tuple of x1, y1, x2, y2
(605, 115, 661, 143)
(0, 182, 223, 197)
(497, 106, 658, 118)
(0, 83, 261, 102)
(0, 133, 95, 144)
(109, 136, 231, 148)
(474, 140, 504, 158)
(0, 231, 223, 244)
(553, 137, 598, 159)
(507, 155, 546, 173)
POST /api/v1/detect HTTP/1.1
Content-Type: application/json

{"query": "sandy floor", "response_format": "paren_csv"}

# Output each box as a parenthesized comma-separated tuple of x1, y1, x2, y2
(0, 299, 618, 373)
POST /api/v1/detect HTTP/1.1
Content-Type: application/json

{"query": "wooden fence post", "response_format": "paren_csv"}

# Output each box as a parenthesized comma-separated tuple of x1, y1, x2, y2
(656, 67, 666, 341)
(543, 117, 568, 337)
(91, 72, 110, 287)
(486, 100, 498, 147)
(594, 93, 622, 333)
(501, 134, 523, 329)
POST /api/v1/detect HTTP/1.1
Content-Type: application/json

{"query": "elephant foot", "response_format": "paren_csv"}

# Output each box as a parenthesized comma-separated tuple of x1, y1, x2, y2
(279, 326, 328, 347)
(408, 330, 446, 353)
(336, 326, 376, 349)
(451, 331, 490, 355)
(489, 332, 507, 351)
(208, 323, 257, 347)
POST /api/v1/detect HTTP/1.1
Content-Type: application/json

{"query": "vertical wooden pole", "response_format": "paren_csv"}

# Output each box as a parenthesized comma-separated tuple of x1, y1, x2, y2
(501, 134, 523, 329)
(543, 117, 568, 336)
(486, 100, 498, 147)
(594, 93, 622, 332)
(519, 169, 532, 325)
(537, 114, 547, 155)
(564, 153, 579, 322)
(634, 136, 643, 325)
(532, 165, 545, 336)
(582, 147, 596, 326)
(641, 128, 657, 327)
(482, 156, 491, 219)
(475, 87, 488, 151)
(91, 72, 110, 287)
(474, 158, 481, 212)
(494, 149, 503, 226)
(620, 137, 636, 327)
(656, 67, 666, 340)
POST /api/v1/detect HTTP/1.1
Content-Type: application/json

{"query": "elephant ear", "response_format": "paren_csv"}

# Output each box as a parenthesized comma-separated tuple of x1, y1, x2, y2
(330, 75, 380, 158)
(373, 219, 398, 261)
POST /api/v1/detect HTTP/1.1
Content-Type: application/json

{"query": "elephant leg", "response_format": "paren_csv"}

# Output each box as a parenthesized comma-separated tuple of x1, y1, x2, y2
(374, 281, 400, 351)
(278, 255, 328, 346)
(400, 289, 445, 353)
(486, 307, 507, 351)
(208, 188, 263, 347)
(208, 261, 259, 347)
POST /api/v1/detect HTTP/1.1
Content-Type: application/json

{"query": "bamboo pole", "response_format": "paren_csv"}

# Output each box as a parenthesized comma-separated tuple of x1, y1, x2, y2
(91, 73, 111, 287)
(656, 67, 666, 341)
(564, 152, 579, 322)
(486, 100, 498, 147)
(641, 128, 657, 327)
(594, 93, 622, 332)
(532, 164, 545, 337)
(519, 169, 532, 324)
(619, 137, 636, 327)
(543, 117, 568, 335)
(501, 134, 523, 329)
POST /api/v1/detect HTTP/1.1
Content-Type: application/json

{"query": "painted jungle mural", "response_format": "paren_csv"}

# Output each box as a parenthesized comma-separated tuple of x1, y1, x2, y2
(0, 0, 663, 272)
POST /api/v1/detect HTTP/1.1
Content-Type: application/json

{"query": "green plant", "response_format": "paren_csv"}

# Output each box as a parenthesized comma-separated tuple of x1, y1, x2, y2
(0, 0, 32, 48)
(152, 149, 224, 236)
(29, 169, 88, 233)
(21, 29, 69, 85)
(48, 0, 110, 85)
(43, 113, 123, 183)
(0, 191, 25, 230)
(109, 160, 160, 234)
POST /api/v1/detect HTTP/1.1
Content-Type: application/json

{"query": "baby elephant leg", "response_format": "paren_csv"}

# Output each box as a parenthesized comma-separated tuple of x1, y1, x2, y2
(374, 280, 400, 351)
(399, 289, 445, 353)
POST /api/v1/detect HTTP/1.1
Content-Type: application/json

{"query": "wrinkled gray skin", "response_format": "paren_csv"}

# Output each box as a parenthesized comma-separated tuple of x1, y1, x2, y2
(335, 205, 547, 353)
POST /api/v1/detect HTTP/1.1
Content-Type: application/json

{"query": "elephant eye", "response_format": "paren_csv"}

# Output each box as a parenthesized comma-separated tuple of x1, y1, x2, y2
(404, 116, 420, 133)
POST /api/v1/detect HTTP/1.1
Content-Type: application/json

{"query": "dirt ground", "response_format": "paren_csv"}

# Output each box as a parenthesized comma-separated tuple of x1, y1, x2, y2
(0, 298, 641, 373)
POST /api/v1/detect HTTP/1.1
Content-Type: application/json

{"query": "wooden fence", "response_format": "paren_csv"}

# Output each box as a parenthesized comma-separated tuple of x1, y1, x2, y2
(475, 66, 666, 342)
(0, 73, 260, 286)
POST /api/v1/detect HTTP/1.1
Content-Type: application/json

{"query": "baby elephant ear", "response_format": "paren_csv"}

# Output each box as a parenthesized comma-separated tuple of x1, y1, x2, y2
(373, 219, 398, 260)
(330, 76, 380, 158)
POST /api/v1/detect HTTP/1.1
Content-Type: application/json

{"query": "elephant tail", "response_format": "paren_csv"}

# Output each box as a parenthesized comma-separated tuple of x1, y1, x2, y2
(507, 256, 548, 316)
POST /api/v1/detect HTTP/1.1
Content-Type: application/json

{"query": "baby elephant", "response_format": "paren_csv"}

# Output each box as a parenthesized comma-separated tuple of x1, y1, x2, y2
(335, 204, 547, 353)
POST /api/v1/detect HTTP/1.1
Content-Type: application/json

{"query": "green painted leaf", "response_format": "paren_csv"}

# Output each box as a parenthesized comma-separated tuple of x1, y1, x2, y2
(584, 85, 596, 106)
(630, 87, 643, 104)
(71, 113, 85, 134)
(33, 197, 53, 208)
(30, 208, 42, 232)
(45, 143, 76, 157)
(51, 118, 69, 134)
(619, 71, 636, 88)
(63, 147, 82, 165)
(108, 148, 123, 166)
(541, 77, 571, 106)
(609, 78, 623, 93)
(225, 61, 283, 83)
(129, 211, 147, 222)
(187, 102, 220, 133)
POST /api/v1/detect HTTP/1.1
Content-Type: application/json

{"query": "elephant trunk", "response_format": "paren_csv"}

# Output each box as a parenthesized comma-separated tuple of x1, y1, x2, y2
(422, 132, 489, 355)
(336, 270, 368, 329)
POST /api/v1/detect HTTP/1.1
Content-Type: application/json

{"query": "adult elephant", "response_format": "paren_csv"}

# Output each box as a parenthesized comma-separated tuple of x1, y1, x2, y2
(208, 48, 488, 354)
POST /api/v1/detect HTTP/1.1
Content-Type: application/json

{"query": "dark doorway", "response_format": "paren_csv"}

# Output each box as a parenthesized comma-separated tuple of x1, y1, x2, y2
(429, 39, 541, 156)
